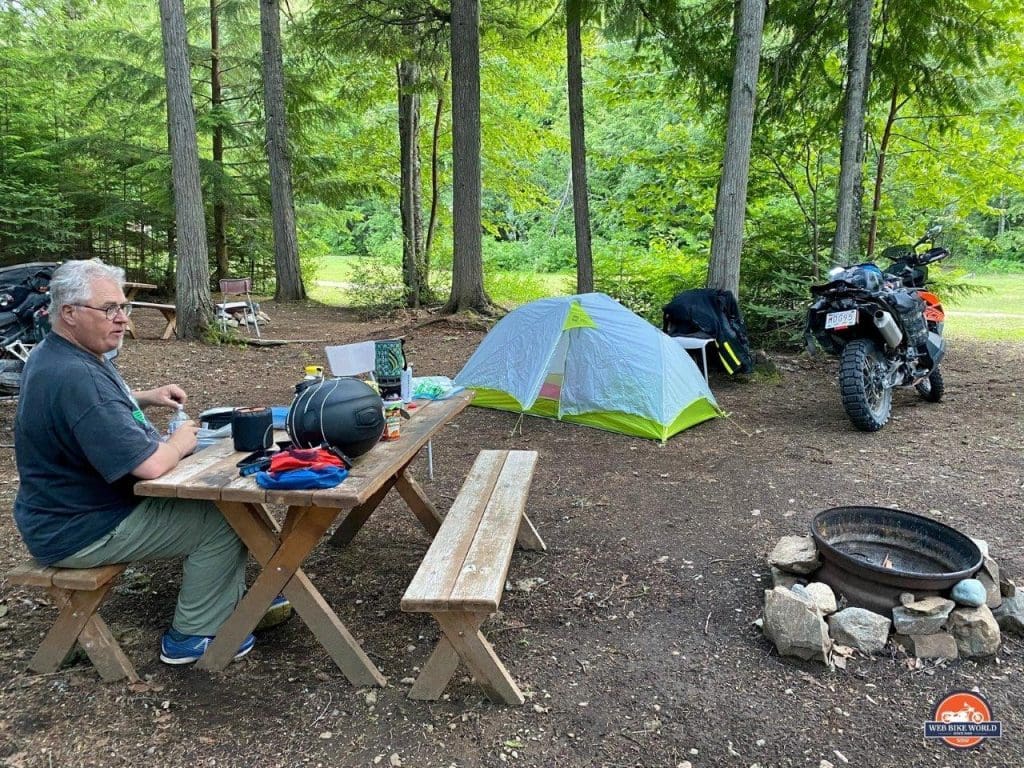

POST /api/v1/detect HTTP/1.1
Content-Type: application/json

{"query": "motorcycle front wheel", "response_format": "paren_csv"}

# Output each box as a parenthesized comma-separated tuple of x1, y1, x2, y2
(839, 338, 892, 431)
(915, 367, 944, 402)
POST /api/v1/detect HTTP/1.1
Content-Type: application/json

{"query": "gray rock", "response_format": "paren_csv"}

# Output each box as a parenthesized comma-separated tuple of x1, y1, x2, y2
(948, 605, 1001, 658)
(970, 537, 990, 559)
(803, 582, 837, 615)
(768, 536, 821, 575)
(992, 594, 1024, 637)
(770, 566, 805, 589)
(827, 607, 891, 654)
(763, 586, 832, 662)
(893, 633, 959, 660)
(977, 570, 1002, 610)
(1000, 577, 1016, 598)
(899, 592, 916, 607)
(902, 596, 955, 615)
(951, 579, 987, 607)
(892, 602, 953, 635)
(980, 556, 1002, 606)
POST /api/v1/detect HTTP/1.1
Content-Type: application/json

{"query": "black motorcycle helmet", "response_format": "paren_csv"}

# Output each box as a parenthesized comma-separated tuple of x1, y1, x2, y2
(285, 377, 384, 458)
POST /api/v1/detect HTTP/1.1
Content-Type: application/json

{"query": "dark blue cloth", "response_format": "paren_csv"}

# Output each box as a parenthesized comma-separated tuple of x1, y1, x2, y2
(255, 466, 348, 490)
(14, 334, 161, 565)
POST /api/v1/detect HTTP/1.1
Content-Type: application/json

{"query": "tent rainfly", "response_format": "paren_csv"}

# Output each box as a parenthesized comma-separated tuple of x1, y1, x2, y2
(454, 293, 722, 441)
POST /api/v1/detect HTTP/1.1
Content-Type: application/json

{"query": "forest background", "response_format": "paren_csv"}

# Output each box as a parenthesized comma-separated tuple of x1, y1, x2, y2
(2, 0, 1024, 346)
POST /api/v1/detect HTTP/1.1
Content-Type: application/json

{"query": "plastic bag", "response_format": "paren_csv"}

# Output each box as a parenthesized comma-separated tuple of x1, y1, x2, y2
(410, 376, 465, 400)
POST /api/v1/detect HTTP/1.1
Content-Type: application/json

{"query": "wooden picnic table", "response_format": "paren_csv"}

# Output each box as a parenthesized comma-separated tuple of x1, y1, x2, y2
(134, 390, 474, 684)
(123, 281, 157, 301)
(122, 282, 177, 340)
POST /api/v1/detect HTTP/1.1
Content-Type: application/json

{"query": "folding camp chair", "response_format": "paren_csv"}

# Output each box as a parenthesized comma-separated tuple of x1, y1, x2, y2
(218, 278, 261, 338)
(324, 340, 434, 478)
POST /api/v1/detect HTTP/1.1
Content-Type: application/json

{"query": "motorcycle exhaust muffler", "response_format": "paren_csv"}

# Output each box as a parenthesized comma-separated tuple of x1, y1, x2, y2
(873, 310, 903, 349)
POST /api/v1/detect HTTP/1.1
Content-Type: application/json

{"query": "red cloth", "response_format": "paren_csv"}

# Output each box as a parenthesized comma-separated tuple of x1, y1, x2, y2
(268, 448, 345, 473)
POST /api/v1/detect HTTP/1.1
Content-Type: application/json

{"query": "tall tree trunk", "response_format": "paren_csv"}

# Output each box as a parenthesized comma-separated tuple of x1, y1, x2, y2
(443, 0, 490, 314)
(866, 83, 902, 260)
(707, 0, 765, 300)
(832, 0, 873, 266)
(159, 0, 212, 338)
(259, 0, 305, 300)
(424, 70, 448, 278)
(398, 59, 423, 308)
(211, 0, 229, 283)
(566, 12, 593, 295)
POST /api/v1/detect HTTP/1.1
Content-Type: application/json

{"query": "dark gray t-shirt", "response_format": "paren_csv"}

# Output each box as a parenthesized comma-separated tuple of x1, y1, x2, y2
(13, 333, 161, 565)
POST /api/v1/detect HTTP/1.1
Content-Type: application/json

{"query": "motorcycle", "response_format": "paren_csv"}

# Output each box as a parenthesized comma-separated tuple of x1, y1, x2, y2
(805, 227, 949, 431)
(0, 262, 57, 394)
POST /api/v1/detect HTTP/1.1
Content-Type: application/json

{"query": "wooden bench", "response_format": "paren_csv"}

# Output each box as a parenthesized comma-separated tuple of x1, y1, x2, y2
(401, 449, 545, 704)
(126, 301, 176, 340)
(6, 561, 139, 682)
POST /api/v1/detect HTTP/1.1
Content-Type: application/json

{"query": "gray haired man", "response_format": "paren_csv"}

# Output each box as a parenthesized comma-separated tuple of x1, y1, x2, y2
(13, 259, 286, 664)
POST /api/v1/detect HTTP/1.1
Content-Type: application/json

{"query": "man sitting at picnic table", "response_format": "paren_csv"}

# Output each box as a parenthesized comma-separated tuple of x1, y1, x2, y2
(12, 259, 288, 665)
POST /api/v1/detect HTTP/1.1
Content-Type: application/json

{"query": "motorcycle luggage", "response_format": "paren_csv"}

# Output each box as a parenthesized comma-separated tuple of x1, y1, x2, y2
(889, 291, 928, 349)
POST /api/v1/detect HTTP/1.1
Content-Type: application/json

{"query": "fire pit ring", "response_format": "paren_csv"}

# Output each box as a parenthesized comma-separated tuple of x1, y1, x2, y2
(810, 506, 983, 616)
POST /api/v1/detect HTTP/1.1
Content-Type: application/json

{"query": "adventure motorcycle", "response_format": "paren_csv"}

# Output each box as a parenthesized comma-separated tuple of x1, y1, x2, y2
(0, 262, 56, 394)
(805, 227, 949, 431)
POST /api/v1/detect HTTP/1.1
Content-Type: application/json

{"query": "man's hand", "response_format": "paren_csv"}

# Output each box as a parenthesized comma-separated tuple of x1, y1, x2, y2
(133, 421, 198, 480)
(166, 421, 199, 459)
(134, 384, 187, 410)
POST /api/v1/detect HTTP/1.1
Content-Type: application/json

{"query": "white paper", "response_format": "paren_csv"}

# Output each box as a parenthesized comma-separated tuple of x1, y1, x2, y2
(325, 341, 376, 377)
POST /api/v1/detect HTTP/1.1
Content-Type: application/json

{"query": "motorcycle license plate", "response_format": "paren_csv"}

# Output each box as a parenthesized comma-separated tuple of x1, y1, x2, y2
(825, 309, 858, 329)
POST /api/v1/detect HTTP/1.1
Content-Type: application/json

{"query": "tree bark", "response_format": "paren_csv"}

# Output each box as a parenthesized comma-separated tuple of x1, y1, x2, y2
(159, 0, 213, 338)
(398, 59, 423, 308)
(424, 70, 448, 282)
(259, 0, 306, 300)
(211, 0, 228, 283)
(566, 12, 593, 295)
(707, 0, 765, 300)
(443, 0, 490, 314)
(832, 0, 873, 266)
(866, 83, 902, 260)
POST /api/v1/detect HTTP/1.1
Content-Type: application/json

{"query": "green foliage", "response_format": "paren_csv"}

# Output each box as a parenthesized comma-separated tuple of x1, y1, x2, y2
(2, 0, 1023, 355)
(484, 269, 572, 307)
(594, 240, 707, 322)
(346, 256, 406, 311)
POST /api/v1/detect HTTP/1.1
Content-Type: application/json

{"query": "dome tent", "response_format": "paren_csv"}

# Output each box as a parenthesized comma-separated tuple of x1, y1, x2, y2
(454, 293, 721, 440)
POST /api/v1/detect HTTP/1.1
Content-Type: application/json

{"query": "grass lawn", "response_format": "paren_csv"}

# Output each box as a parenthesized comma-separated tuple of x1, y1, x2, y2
(943, 272, 1024, 342)
(308, 255, 572, 308)
(307, 256, 1024, 342)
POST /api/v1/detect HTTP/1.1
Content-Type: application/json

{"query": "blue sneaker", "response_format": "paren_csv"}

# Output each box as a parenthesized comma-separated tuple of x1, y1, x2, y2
(255, 594, 293, 632)
(159, 629, 255, 665)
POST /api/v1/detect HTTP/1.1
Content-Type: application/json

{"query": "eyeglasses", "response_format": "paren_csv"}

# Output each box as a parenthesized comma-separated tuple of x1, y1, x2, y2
(74, 302, 133, 320)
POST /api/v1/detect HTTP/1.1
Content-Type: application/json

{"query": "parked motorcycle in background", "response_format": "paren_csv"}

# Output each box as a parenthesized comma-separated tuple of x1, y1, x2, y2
(805, 227, 949, 431)
(0, 262, 56, 394)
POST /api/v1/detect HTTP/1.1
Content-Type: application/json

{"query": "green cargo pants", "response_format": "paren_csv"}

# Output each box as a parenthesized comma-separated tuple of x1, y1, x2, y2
(55, 496, 247, 637)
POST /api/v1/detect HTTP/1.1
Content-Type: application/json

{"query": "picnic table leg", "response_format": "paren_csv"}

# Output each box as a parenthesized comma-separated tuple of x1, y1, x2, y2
(408, 634, 460, 701)
(395, 469, 444, 538)
(414, 611, 524, 705)
(76, 610, 140, 683)
(327, 476, 397, 548)
(29, 587, 102, 673)
(196, 504, 329, 670)
(516, 514, 547, 552)
(159, 309, 177, 340)
(206, 502, 385, 686)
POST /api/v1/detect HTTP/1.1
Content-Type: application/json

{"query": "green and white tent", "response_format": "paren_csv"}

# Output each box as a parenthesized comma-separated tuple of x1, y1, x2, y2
(454, 292, 721, 440)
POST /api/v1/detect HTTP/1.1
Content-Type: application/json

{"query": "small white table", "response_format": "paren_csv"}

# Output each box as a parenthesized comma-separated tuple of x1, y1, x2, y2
(670, 335, 714, 383)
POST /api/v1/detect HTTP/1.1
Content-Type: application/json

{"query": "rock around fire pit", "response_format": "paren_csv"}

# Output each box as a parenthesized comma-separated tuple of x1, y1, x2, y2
(759, 507, 1024, 665)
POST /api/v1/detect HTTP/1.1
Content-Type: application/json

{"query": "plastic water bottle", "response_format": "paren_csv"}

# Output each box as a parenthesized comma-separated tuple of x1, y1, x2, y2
(167, 406, 189, 434)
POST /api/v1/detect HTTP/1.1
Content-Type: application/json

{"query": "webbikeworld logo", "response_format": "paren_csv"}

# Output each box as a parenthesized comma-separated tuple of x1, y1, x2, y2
(924, 690, 1002, 750)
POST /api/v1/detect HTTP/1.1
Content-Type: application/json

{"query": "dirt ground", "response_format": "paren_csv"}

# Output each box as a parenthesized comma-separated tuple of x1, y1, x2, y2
(0, 300, 1022, 768)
